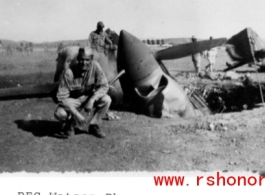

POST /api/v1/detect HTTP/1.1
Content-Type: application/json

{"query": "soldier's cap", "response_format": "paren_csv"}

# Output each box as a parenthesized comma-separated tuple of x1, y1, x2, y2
(191, 35, 196, 39)
(77, 47, 93, 60)
(97, 21, 105, 28)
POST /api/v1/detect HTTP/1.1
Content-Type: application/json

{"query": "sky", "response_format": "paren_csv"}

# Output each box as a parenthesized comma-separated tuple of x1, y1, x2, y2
(0, 0, 265, 43)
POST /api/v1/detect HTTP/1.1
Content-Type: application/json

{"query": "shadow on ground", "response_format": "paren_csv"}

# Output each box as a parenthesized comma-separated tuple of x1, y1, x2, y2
(14, 119, 70, 139)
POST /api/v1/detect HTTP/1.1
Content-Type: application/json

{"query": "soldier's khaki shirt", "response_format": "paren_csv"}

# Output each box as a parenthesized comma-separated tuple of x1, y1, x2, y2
(57, 61, 109, 103)
(88, 31, 111, 52)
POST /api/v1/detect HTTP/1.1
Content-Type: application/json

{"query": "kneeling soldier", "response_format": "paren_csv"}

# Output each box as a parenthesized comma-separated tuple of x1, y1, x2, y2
(54, 47, 111, 138)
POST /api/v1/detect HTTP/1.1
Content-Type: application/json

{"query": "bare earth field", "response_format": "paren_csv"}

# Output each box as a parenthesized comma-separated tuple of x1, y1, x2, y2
(0, 49, 265, 173)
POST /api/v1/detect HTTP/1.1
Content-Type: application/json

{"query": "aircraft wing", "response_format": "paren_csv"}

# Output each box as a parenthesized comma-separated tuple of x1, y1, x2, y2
(0, 70, 125, 100)
(154, 38, 227, 60)
(0, 83, 58, 100)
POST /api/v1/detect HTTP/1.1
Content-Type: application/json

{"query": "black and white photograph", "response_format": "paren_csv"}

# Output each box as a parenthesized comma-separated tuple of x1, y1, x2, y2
(0, 0, 265, 193)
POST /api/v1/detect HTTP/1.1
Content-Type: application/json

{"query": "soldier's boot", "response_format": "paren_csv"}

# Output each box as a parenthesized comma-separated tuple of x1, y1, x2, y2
(62, 120, 75, 137)
(89, 124, 106, 138)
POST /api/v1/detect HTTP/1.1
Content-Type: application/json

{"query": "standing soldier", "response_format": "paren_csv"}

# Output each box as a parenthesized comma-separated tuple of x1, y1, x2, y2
(29, 42, 33, 53)
(6, 44, 12, 56)
(191, 36, 202, 75)
(24, 43, 30, 56)
(205, 37, 218, 73)
(0, 40, 3, 55)
(44, 44, 48, 52)
(87, 21, 116, 54)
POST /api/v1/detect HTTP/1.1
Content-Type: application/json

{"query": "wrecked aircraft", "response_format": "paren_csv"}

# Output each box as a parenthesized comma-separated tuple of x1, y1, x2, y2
(53, 30, 226, 118)
(224, 27, 265, 71)
(117, 30, 196, 118)
(0, 30, 226, 118)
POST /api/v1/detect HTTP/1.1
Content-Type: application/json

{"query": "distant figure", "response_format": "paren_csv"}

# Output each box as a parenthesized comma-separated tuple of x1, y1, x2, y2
(57, 43, 64, 53)
(44, 44, 48, 52)
(6, 44, 12, 56)
(16, 45, 23, 53)
(191, 36, 202, 74)
(88, 21, 116, 54)
(1, 48, 6, 56)
(24, 43, 30, 56)
(0, 40, 4, 55)
(205, 36, 218, 73)
(29, 42, 33, 52)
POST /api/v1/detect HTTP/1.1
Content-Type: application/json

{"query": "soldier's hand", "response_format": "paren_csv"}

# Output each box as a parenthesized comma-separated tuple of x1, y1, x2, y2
(84, 99, 95, 114)
(84, 107, 93, 115)
(75, 113, 86, 125)
(108, 85, 116, 92)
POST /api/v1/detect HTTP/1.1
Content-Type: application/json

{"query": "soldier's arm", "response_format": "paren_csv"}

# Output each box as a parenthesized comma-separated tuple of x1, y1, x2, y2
(56, 70, 72, 102)
(105, 34, 118, 50)
(104, 31, 113, 46)
(64, 57, 72, 70)
(105, 36, 113, 45)
(57, 70, 85, 120)
(90, 62, 109, 102)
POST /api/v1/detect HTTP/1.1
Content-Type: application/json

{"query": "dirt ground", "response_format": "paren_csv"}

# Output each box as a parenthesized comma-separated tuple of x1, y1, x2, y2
(0, 50, 265, 173)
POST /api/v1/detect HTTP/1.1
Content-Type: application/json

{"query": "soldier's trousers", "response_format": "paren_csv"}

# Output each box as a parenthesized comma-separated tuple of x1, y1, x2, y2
(54, 94, 111, 127)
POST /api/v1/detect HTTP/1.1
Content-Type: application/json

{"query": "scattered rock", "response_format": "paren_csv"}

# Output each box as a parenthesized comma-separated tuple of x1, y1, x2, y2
(226, 124, 237, 131)
(162, 150, 171, 154)
(104, 112, 120, 121)
(209, 123, 215, 131)
(194, 121, 209, 130)
(228, 161, 237, 165)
